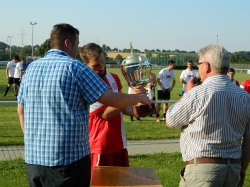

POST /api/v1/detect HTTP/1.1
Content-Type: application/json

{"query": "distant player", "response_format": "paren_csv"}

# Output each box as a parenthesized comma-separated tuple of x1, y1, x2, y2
(13, 59, 23, 99)
(4, 55, 19, 98)
(179, 60, 196, 95)
(227, 68, 239, 86)
(156, 60, 176, 122)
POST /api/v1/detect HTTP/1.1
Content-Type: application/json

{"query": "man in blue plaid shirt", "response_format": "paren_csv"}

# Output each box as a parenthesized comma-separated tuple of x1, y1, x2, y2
(17, 23, 151, 187)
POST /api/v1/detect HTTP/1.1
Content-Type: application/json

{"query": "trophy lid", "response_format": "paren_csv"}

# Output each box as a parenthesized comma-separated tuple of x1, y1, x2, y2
(120, 42, 151, 87)
(121, 42, 150, 66)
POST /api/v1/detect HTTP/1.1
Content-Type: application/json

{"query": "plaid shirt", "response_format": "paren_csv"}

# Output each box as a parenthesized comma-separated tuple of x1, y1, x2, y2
(18, 49, 109, 166)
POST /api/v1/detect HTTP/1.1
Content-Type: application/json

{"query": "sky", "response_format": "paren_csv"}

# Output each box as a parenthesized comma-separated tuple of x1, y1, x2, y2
(1, 0, 249, 53)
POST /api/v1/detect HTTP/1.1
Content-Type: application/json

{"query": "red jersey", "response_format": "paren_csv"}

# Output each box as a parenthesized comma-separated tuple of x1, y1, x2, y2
(89, 72, 127, 154)
(232, 79, 240, 86)
(241, 79, 250, 94)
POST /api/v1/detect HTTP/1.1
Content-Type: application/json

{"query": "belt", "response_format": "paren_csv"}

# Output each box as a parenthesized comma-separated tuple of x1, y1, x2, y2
(186, 157, 241, 165)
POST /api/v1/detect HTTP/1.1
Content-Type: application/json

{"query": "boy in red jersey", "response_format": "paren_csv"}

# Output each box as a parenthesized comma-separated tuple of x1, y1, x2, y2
(227, 68, 239, 86)
(80, 43, 146, 183)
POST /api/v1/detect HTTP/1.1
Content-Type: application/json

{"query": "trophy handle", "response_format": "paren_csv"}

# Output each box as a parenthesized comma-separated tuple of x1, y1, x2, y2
(121, 69, 132, 87)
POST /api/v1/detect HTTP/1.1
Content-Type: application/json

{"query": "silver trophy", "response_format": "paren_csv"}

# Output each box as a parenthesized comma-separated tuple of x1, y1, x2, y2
(121, 42, 156, 117)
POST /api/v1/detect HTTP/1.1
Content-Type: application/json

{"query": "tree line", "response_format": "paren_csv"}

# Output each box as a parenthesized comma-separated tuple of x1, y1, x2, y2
(0, 41, 250, 64)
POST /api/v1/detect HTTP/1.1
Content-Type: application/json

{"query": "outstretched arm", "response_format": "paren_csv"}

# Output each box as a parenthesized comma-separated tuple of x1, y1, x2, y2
(99, 87, 147, 120)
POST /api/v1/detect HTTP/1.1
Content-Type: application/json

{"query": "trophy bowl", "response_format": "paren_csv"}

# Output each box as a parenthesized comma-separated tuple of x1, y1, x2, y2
(121, 43, 157, 117)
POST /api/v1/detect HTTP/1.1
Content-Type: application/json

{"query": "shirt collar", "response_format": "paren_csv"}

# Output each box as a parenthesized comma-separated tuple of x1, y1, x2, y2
(202, 74, 229, 84)
(45, 49, 71, 58)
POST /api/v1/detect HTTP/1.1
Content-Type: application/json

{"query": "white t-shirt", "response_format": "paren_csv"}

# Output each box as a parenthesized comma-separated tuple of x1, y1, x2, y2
(14, 62, 23, 78)
(146, 87, 154, 100)
(157, 68, 176, 90)
(6, 61, 17, 78)
(180, 69, 197, 91)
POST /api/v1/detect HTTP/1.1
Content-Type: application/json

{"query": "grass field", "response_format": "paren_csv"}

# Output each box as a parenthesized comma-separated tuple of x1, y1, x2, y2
(1, 66, 250, 187)
(0, 67, 249, 145)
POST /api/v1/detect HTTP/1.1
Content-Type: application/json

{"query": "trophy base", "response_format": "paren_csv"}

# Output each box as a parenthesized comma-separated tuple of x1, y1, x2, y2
(132, 103, 157, 118)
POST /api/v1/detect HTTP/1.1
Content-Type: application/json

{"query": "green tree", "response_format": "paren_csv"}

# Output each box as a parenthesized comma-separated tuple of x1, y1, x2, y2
(0, 42, 8, 50)
(102, 44, 107, 51)
(37, 39, 51, 57)
(146, 52, 152, 59)
(18, 46, 32, 59)
(115, 54, 123, 63)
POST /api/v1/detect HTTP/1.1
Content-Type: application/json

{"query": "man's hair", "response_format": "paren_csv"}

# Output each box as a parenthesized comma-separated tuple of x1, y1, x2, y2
(168, 60, 175, 65)
(50, 23, 79, 49)
(228, 68, 235, 73)
(198, 44, 230, 74)
(187, 60, 193, 64)
(13, 55, 19, 61)
(22, 58, 26, 61)
(79, 43, 103, 64)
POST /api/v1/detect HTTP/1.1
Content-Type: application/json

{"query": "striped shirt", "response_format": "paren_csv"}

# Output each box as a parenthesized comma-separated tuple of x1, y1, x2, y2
(18, 49, 109, 166)
(166, 75, 250, 161)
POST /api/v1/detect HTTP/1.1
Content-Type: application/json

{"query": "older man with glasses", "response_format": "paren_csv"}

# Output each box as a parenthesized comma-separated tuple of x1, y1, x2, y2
(165, 44, 250, 187)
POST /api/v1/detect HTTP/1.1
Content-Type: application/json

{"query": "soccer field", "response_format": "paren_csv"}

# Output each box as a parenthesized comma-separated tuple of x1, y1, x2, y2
(0, 66, 249, 101)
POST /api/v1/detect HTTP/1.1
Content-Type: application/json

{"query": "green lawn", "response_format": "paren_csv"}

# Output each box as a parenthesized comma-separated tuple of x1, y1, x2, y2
(0, 67, 248, 145)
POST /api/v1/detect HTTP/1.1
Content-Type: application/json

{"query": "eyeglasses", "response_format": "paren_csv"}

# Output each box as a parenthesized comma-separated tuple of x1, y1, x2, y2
(196, 62, 204, 66)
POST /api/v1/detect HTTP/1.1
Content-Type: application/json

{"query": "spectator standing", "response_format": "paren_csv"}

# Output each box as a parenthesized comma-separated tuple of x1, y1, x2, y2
(179, 60, 196, 95)
(21, 58, 29, 74)
(13, 59, 23, 100)
(155, 60, 176, 122)
(4, 55, 19, 97)
(128, 86, 141, 121)
(227, 68, 240, 86)
(17, 23, 151, 187)
(145, 83, 155, 100)
(166, 44, 250, 187)
(148, 69, 157, 117)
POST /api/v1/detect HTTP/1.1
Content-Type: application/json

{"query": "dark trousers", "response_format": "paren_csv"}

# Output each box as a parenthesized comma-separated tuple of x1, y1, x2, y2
(27, 155, 90, 187)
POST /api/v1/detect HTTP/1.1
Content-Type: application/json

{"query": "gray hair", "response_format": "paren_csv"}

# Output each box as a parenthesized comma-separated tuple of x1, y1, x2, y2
(198, 44, 230, 74)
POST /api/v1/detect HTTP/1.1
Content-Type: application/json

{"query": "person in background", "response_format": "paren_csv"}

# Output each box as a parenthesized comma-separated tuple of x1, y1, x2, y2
(148, 69, 157, 117)
(145, 83, 155, 100)
(149, 68, 157, 100)
(155, 60, 176, 122)
(17, 23, 151, 187)
(79, 43, 147, 183)
(227, 68, 239, 86)
(13, 58, 23, 100)
(179, 60, 196, 96)
(128, 86, 141, 121)
(21, 58, 29, 74)
(166, 44, 250, 187)
(4, 55, 19, 97)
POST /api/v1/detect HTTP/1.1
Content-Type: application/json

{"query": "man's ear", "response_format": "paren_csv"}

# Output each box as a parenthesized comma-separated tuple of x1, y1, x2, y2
(205, 62, 211, 73)
(64, 39, 70, 49)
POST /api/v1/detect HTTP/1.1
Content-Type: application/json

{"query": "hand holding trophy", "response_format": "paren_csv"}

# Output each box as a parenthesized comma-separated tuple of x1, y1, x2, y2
(121, 42, 157, 118)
